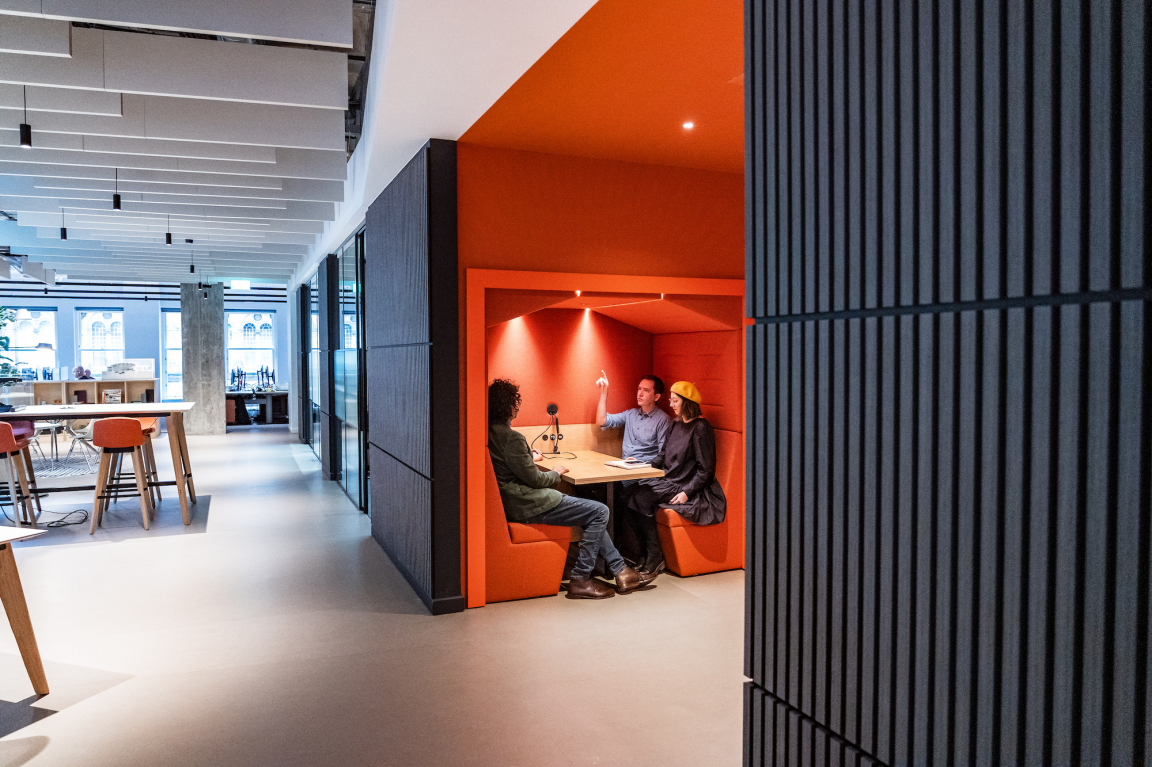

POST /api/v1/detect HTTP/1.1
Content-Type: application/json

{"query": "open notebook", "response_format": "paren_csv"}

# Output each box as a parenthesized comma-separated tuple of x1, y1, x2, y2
(604, 460, 653, 470)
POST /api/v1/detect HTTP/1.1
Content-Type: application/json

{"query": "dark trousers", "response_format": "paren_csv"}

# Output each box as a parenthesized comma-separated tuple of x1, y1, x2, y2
(530, 496, 625, 579)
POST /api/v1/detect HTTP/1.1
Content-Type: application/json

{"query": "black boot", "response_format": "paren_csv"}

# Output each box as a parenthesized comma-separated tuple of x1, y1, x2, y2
(636, 513, 666, 575)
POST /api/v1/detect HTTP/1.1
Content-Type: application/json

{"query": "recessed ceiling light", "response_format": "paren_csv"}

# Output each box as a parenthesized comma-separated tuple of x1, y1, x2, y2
(683, 122, 695, 129)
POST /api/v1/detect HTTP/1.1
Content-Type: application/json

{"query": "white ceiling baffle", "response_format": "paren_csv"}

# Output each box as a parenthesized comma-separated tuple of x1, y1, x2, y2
(0, 0, 353, 283)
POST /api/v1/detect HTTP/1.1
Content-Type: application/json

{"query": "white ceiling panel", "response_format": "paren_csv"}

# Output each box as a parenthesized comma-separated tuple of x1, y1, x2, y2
(31, 0, 353, 48)
(0, 16, 71, 57)
(104, 30, 347, 109)
(0, 84, 123, 116)
(0, 26, 104, 89)
(0, 3, 354, 281)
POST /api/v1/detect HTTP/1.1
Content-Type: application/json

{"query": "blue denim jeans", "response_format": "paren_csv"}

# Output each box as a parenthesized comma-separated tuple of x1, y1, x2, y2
(530, 495, 625, 579)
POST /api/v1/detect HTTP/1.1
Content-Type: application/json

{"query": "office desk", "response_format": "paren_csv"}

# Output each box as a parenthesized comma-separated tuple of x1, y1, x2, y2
(0, 403, 197, 525)
(0, 527, 48, 694)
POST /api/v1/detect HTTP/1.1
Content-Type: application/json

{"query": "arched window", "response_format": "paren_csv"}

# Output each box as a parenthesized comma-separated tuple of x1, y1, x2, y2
(110, 321, 122, 347)
(344, 323, 354, 349)
(92, 321, 107, 348)
(259, 323, 273, 345)
(242, 323, 256, 347)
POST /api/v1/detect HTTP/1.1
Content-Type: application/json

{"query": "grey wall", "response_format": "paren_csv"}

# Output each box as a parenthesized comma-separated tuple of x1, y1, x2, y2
(180, 282, 225, 435)
(364, 139, 462, 615)
(744, 0, 1149, 765)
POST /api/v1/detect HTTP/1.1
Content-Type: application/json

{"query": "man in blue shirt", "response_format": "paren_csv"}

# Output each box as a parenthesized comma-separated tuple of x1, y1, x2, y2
(596, 371, 673, 570)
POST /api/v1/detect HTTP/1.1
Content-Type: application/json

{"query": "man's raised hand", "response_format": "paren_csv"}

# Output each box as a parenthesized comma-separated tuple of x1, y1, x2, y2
(595, 370, 609, 392)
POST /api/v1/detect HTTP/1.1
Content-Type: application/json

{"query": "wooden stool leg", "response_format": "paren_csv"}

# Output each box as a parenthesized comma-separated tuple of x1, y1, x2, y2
(20, 449, 41, 515)
(4, 457, 20, 527)
(11, 459, 35, 529)
(90, 452, 111, 535)
(132, 447, 151, 529)
(0, 544, 47, 694)
(146, 439, 162, 503)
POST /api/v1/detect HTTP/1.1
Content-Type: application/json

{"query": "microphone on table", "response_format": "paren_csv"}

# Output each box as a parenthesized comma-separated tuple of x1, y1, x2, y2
(546, 403, 563, 454)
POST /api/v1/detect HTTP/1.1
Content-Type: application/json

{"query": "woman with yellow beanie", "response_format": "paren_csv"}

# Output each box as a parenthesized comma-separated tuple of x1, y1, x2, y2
(628, 380, 727, 574)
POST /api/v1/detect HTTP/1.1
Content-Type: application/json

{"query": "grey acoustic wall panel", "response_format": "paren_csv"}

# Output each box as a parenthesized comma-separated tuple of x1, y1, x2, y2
(364, 139, 461, 615)
(744, 0, 1150, 764)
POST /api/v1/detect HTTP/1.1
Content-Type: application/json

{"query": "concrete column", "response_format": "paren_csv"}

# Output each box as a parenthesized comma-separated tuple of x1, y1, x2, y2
(180, 282, 225, 435)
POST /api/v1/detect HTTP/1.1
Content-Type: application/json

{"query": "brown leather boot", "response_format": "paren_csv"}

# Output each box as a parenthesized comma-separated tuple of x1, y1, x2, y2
(566, 576, 617, 600)
(614, 565, 659, 594)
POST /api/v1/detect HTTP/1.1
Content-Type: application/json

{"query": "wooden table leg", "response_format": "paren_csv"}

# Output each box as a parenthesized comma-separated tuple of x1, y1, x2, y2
(172, 414, 196, 505)
(0, 544, 47, 695)
(164, 415, 191, 525)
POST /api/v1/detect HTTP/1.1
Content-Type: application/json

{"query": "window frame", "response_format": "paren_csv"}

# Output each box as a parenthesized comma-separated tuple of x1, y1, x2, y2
(161, 308, 182, 401)
(3, 306, 58, 374)
(75, 307, 126, 376)
(225, 309, 277, 384)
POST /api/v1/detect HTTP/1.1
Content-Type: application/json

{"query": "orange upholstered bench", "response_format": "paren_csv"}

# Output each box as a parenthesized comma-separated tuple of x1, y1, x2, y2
(655, 428, 744, 576)
(484, 453, 572, 603)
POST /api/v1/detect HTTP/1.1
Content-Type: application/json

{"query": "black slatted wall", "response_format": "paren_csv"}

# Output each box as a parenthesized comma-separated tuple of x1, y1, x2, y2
(296, 283, 311, 445)
(318, 253, 341, 480)
(744, 0, 1150, 764)
(364, 139, 463, 615)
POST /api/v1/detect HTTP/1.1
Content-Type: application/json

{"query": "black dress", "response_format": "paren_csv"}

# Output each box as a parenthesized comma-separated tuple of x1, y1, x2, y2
(630, 417, 727, 526)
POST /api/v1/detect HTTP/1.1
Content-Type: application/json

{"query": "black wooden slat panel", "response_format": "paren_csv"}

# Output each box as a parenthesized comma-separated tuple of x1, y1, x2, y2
(975, 310, 1002, 765)
(893, 314, 914, 766)
(746, 0, 1149, 762)
(1111, 301, 1144, 765)
(366, 345, 430, 478)
(815, 319, 830, 725)
(369, 444, 431, 597)
(1086, 0, 1115, 294)
(1000, 307, 1026, 765)
(364, 148, 428, 349)
(1118, 2, 1145, 289)
(1058, 1, 1083, 295)
(362, 141, 462, 615)
(1031, 1, 1055, 299)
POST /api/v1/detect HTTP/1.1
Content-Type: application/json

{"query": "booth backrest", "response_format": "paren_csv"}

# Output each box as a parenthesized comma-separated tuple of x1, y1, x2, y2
(712, 428, 744, 521)
(485, 450, 514, 546)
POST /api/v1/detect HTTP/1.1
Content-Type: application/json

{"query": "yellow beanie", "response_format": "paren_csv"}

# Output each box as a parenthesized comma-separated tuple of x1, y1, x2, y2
(670, 380, 702, 404)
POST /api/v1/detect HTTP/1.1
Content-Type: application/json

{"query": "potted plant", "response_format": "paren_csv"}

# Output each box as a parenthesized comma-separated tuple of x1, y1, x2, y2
(0, 307, 22, 385)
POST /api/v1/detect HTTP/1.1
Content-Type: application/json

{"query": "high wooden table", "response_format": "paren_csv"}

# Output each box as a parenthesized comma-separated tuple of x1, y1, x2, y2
(539, 449, 665, 484)
(540, 450, 665, 537)
(0, 402, 198, 525)
(0, 527, 48, 694)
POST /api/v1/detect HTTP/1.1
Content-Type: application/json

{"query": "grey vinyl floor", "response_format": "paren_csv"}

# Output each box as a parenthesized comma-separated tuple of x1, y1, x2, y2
(0, 427, 743, 767)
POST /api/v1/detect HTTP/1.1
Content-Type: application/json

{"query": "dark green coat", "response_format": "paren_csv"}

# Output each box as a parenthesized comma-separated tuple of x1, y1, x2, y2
(488, 421, 563, 521)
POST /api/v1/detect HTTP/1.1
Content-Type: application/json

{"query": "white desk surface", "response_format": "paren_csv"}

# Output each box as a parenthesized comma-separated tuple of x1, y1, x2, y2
(0, 528, 46, 545)
(0, 402, 196, 419)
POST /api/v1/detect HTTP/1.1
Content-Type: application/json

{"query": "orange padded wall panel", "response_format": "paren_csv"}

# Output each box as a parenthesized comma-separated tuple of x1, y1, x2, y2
(487, 308, 653, 428)
(457, 145, 743, 280)
(652, 330, 743, 433)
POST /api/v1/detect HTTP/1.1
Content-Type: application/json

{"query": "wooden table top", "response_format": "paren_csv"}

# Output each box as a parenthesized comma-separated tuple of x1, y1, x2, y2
(539, 449, 666, 485)
(0, 402, 196, 420)
(0, 528, 46, 545)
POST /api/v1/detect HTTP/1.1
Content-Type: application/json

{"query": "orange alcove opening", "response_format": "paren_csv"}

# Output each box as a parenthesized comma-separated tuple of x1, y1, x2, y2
(468, 272, 745, 606)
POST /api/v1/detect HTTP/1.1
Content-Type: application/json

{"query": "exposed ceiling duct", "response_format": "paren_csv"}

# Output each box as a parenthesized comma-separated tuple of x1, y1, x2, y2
(0, 1, 363, 283)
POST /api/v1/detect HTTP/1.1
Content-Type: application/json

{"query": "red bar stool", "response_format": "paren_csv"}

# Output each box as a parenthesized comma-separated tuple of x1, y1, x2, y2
(90, 418, 153, 534)
(135, 418, 162, 508)
(0, 423, 36, 528)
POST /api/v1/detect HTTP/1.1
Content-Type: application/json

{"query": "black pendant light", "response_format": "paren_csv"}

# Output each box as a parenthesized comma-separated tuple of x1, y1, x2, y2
(19, 86, 31, 149)
(112, 168, 121, 211)
(59, 209, 67, 240)
(166, 214, 172, 245)
(190, 250, 195, 274)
